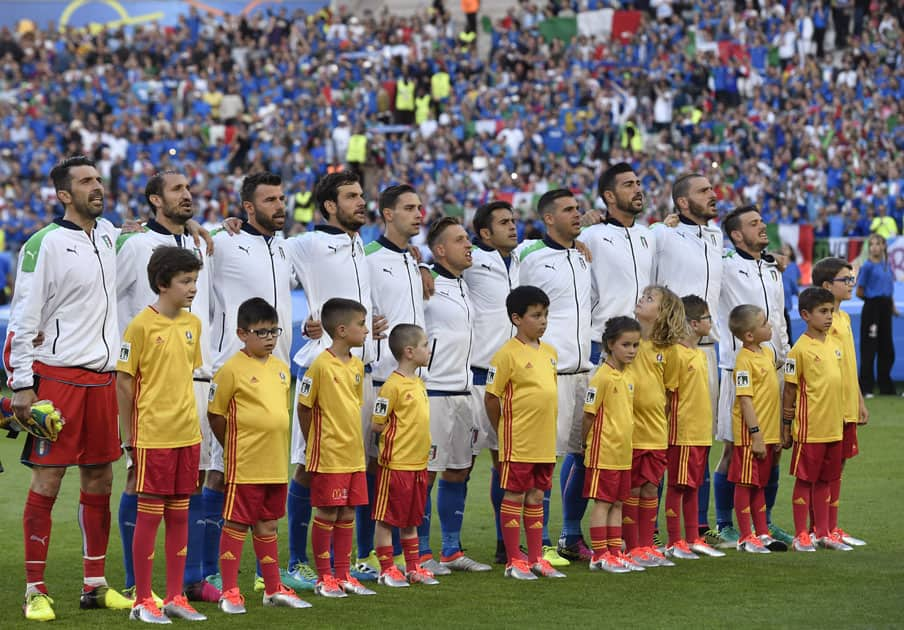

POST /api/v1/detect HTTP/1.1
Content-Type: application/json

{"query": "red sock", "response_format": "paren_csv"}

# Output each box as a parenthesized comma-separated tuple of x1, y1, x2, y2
(78, 491, 111, 585)
(665, 486, 683, 544)
(375, 545, 395, 572)
(219, 526, 247, 592)
(828, 477, 841, 532)
(164, 497, 189, 602)
(500, 499, 524, 563)
(751, 487, 768, 536)
(311, 516, 334, 578)
(253, 533, 281, 595)
(622, 496, 639, 551)
(589, 525, 607, 560)
(523, 502, 543, 564)
(638, 497, 658, 549)
(682, 486, 699, 542)
(607, 524, 623, 553)
(133, 498, 165, 602)
(24, 490, 56, 590)
(402, 537, 419, 573)
(733, 484, 753, 539)
(332, 519, 354, 580)
(811, 481, 830, 538)
(792, 479, 811, 536)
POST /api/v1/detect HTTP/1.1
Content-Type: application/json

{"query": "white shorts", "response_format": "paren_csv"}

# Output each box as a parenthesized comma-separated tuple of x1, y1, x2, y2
(471, 383, 498, 452)
(361, 373, 378, 460)
(290, 374, 306, 466)
(716, 369, 736, 443)
(557, 372, 589, 456)
(427, 394, 478, 472)
(700, 345, 719, 436)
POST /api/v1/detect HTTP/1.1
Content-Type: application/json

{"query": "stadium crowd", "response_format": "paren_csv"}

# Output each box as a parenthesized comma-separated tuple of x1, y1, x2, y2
(0, 0, 901, 258)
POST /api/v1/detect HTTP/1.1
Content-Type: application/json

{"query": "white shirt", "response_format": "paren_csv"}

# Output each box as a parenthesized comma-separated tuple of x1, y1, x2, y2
(424, 264, 474, 393)
(286, 225, 374, 369)
(652, 216, 724, 342)
(209, 223, 296, 371)
(716, 248, 789, 370)
(578, 218, 656, 343)
(516, 236, 592, 373)
(463, 242, 520, 369)
(365, 235, 426, 382)
(5, 218, 119, 389)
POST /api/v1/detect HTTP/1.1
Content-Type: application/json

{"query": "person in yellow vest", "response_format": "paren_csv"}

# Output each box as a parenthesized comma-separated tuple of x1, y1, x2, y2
(415, 89, 432, 125)
(431, 66, 451, 114)
(292, 190, 315, 228)
(870, 205, 899, 239)
(395, 76, 416, 125)
(620, 121, 644, 154)
(346, 124, 368, 187)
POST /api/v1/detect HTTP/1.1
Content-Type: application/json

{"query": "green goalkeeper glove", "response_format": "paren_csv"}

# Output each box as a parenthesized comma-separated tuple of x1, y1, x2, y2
(0, 399, 65, 442)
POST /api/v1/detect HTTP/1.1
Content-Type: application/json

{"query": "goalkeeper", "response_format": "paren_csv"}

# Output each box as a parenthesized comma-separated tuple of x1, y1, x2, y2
(0, 398, 64, 441)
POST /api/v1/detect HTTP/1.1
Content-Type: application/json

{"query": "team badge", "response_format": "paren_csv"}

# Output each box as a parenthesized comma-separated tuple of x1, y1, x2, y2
(736, 371, 750, 388)
(835, 349, 842, 359)
(185, 330, 193, 343)
(208, 382, 217, 402)
(374, 397, 389, 416)
(640, 236, 648, 248)
(578, 256, 587, 270)
(585, 387, 597, 405)
(278, 246, 286, 260)
(35, 439, 50, 457)
(487, 366, 496, 385)
(300, 375, 313, 396)
(550, 358, 557, 368)
(119, 342, 131, 362)
(770, 269, 778, 282)
(279, 371, 287, 383)
(193, 247, 202, 260)
(429, 445, 437, 461)
(656, 352, 664, 363)
(102, 235, 113, 249)
(628, 383, 634, 392)
(784, 359, 796, 376)
(355, 373, 361, 384)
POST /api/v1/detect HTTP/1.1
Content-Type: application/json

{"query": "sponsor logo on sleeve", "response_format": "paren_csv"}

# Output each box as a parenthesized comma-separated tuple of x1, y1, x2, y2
(208, 382, 217, 402)
(300, 375, 313, 396)
(374, 397, 389, 416)
(585, 387, 597, 405)
(784, 359, 796, 376)
(736, 371, 750, 388)
(487, 366, 496, 385)
(119, 342, 131, 362)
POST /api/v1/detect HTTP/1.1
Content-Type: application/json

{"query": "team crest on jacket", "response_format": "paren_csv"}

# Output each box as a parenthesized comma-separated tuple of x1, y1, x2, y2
(102, 235, 113, 249)
(640, 236, 648, 248)
(834, 348, 842, 359)
(278, 246, 286, 260)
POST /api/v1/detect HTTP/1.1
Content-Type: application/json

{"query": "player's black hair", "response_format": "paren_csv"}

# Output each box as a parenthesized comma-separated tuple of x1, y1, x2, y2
(537, 188, 574, 216)
(378, 184, 418, 220)
(388, 323, 425, 361)
(314, 171, 361, 220)
(145, 170, 181, 214)
(728, 304, 764, 339)
(811, 256, 853, 288)
(506, 285, 550, 320)
(50, 155, 96, 193)
(671, 172, 704, 209)
(240, 171, 282, 204)
(597, 162, 635, 202)
(798, 287, 835, 315)
(321, 297, 367, 337)
(237, 297, 279, 329)
(602, 316, 642, 352)
(147, 245, 202, 294)
(473, 200, 514, 236)
(427, 216, 461, 250)
(681, 294, 709, 321)
(721, 204, 760, 245)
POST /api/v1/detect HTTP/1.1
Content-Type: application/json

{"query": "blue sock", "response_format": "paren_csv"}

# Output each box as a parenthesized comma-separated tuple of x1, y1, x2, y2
(356, 471, 377, 560)
(118, 492, 137, 589)
(765, 464, 780, 525)
(542, 488, 552, 547)
(560, 453, 587, 544)
(698, 464, 712, 529)
(418, 479, 434, 556)
(490, 466, 504, 542)
(287, 479, 311, 567)
(713, 470, 734, 530)
(183, 494, 205, 585)
(438, 478, 467, 558)
(200, 487, 224, 577)
(391, 527, 402, 556)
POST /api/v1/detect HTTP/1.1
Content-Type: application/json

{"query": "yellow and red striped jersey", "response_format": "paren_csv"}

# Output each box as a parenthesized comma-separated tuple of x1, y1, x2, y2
(371, 371, 431, 470)
(784, 333, 844, 443)
(828, 309, 860, 424)
(583, 363, 634, 470)
(732, 346, 780, 446)
(667, 343, 712, 447)
(626, 340, 678, 450)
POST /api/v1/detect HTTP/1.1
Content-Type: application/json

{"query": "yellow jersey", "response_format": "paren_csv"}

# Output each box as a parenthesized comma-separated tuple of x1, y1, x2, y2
(118, 307, 202, 449)
(372, 371, 431, 470)
(583, 363, 634, 470)
(828, 309, 859, 423)
(732, 346, 780, 446)
(626, 340, 678, 450)
(209, 351, 292, 484)
(486, 338, 558, 463)
(298, 349, 366, 473)
(784, 333, 844, 443)
(667, 343, 712, 447)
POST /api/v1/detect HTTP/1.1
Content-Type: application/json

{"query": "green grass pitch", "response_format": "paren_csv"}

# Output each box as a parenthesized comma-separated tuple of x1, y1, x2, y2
(0, 397, 901, 629)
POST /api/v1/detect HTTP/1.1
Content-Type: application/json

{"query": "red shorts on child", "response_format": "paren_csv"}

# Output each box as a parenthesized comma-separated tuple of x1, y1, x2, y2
(499, 461, 554, 493)
(224, 483, 288, 525)
(631, 449, 667, 488)
(667, 444, 708, 489)
(372, 466, 428, 528)
(583, 468, 631, 503)
(728, 444, 775, 487)
(310, 471, 368, 507)
(842, 423, 859, 459)
(135, 443, 200, 495)
(790, 441, 842, 482)
(21, 363, 120, 467)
